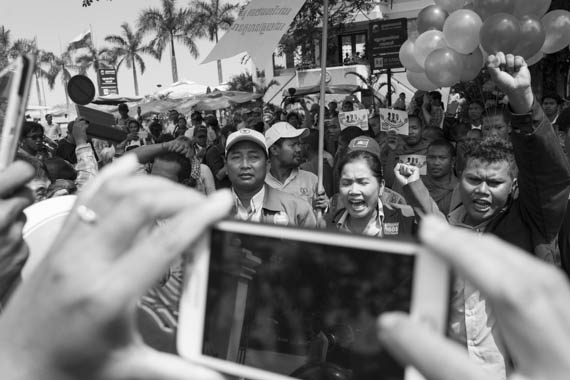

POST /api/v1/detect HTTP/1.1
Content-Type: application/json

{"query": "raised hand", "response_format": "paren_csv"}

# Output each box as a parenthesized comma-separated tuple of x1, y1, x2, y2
(378, 216, 570, 380)
(487, 52, 533, 114)
(0, 155, 230, 380)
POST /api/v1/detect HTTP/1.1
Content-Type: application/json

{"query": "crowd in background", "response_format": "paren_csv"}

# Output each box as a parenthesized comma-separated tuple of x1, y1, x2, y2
(3, 52, 570, 380)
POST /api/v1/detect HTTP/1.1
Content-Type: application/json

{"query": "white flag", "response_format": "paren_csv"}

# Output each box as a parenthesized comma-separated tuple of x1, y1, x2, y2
(202, 0, 306, 68)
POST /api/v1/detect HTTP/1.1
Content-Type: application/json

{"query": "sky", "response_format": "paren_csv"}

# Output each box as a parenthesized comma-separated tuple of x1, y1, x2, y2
(3, 0, 249, 107)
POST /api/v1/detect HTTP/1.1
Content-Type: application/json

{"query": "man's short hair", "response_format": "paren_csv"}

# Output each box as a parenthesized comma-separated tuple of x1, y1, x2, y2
(483, 105, 511, 124)
(154, 152, 191, 183)
(408, 114, 424, 128)
(463, 137, 518, 178)
(22, 121, 44, 137)
(118, 103, 129, 112)
(542, 92, 562, 105)
(428, 139, 455, 157)
(469, 99, 485, 109)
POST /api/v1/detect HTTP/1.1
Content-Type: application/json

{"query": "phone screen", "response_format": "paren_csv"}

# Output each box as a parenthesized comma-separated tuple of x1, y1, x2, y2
(201, 229, 415, 380)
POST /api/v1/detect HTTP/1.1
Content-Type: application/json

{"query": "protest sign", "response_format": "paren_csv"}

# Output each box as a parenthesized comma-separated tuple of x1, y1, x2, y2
(338, 109, 369, 131)
(202, 0, 306, 68)
(379, 108, 408, 135)
(399, 154, 427, 175)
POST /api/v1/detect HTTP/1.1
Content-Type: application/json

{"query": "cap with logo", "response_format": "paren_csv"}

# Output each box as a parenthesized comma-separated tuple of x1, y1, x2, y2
(347, 136, 381, 159)
(265, 122, 310, 149)
(225, 128, 268, 156)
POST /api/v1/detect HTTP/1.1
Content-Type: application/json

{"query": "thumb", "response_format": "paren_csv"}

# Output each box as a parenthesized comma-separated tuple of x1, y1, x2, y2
(106, 346, 226, 380)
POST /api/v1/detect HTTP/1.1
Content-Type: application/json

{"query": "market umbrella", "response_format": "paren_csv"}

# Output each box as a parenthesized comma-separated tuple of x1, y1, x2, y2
(178, 90, 262, 112)
(155, 80, 209, 100)
(283, 84, 362, 97)
(91, 94, 143, 105)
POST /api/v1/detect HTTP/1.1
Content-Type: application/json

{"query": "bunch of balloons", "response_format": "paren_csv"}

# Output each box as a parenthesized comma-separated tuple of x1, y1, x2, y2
(399, 0, 570, 90)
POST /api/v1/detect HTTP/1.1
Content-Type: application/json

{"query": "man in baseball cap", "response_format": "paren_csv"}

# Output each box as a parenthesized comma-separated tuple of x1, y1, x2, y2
(225, 129, 316, 227)
(265, 122, 328, 215)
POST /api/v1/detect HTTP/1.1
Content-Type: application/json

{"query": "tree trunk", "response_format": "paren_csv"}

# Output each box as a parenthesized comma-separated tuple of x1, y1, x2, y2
(170, 33, 178, 83)
(215, 31, 223, 84)
(132, 56, 139, 96)
(34, 73, 42, 107)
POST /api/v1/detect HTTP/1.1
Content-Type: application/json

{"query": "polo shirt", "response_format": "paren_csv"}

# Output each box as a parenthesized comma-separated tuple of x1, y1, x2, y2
(265, 167, 319, 206)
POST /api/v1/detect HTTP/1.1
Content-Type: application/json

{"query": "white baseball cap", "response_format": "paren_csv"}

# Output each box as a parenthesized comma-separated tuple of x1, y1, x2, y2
(265, 122, 310, 149)
(225, 128, 268, 156)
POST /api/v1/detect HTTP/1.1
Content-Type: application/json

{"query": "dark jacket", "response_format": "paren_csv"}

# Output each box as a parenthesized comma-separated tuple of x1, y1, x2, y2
(407, 101, 570, 264)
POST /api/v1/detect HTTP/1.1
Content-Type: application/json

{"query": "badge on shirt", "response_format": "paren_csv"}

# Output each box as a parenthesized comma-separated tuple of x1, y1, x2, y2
(273, 212, 289, 226)
(383, 222, 399, 235)
(299, 187, 310, 197)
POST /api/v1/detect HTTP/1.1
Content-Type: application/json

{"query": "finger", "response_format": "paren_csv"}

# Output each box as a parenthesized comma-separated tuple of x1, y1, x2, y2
(0, 189, 34, 230)
(0, 161, 35, 197)
(377, 312, 488, 380)
(514, 55, 526, 72)
(419, 216, 562, 303)
(505, 54, 515, 73)
(109, 190, 233, 299)
(105, 346, 225, 380)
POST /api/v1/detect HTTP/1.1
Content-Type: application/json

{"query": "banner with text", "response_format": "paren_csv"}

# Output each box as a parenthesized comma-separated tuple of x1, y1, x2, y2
(379, 108, 408, 135)
(202, 0, 306, 69)
(339, 110, 369, 131)
(97, 68, 118, 96)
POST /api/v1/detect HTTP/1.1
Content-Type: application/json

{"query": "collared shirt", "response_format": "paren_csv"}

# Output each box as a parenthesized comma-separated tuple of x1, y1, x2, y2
(232, 187, 265, 222)
(265, 167, 318, 206)
(447, 205, 509, 380)
(336, 198, 385, 237)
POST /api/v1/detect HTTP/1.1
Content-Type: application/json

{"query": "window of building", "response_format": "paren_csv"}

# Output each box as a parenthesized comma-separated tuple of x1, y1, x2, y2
(339, 32, 367, 65)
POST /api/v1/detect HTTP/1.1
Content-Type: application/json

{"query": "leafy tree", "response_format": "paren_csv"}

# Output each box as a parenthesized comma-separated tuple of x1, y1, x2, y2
(43, 51, 79, 108)
(227, 71, 278, 95)
(0, 26, 11, 70)
(191, 0, 239, 84)
(102, 22, 156, 96)
(279, 0, 373, 66)
(9, 38, 51, 106)
(138, 0, 200, 83)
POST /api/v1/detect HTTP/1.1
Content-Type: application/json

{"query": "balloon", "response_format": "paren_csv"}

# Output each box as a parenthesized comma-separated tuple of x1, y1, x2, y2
(414, 30, 448, 69)
(417, 5, 449, 33)
(399, 40, 423, 72)
(443, 9, 483, 54)
(407, 71, 438, 91)
(460, 47, 484, 81)
(541, 10, 570, 54)
(513, 0, 551, 19)
(434, 0, 468, 13)
(525, 51, 544, 66)
(425, 48, 464, 87)
(480, 13, 520, 54)
(473, 0, 514, 20)
(513, 16, 546, 59)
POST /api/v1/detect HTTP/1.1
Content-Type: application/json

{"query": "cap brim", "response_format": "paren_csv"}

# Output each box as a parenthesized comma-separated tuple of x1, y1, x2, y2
(225, 135, 268, 156)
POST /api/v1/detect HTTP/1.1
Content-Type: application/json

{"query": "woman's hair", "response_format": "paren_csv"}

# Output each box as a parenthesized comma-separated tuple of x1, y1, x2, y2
(338, 150, 384, 184)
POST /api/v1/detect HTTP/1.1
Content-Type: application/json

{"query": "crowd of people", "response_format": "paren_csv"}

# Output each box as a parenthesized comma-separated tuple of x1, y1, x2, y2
(1, 52, 570, 380)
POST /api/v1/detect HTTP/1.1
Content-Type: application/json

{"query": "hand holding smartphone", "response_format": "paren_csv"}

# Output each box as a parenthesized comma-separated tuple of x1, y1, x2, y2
(0, 55, 34, 171)
(178, 221, 449, 380)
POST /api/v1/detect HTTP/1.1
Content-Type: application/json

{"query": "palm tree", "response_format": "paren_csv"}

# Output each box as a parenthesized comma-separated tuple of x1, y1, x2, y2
(191, 0, 239, 84)
(0, 26, 11, 70)
(102, 23, 155, 96)
(74, 43, 115, 76)
(9, 38, 51, 107)
(43, 51, 78, 109)
(227, 72, 279, 95)
(138, 0, 199, 83)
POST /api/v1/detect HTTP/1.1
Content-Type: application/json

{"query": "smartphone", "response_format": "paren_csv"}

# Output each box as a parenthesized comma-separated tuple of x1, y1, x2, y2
(0, 55, 35, 170)
(178, 221, 449, 380)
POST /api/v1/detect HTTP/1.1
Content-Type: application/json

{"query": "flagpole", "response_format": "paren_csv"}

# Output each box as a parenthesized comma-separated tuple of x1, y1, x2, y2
(317, 0, 329, 219)
(89, 24, 102, 96)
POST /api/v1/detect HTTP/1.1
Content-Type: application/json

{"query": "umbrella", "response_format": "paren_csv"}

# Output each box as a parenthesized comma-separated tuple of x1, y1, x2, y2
(283, 84, 362, 97)
(155, 80, 209, 100)
(177, 90, 262, 112)
(91, 94, 144, 105)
